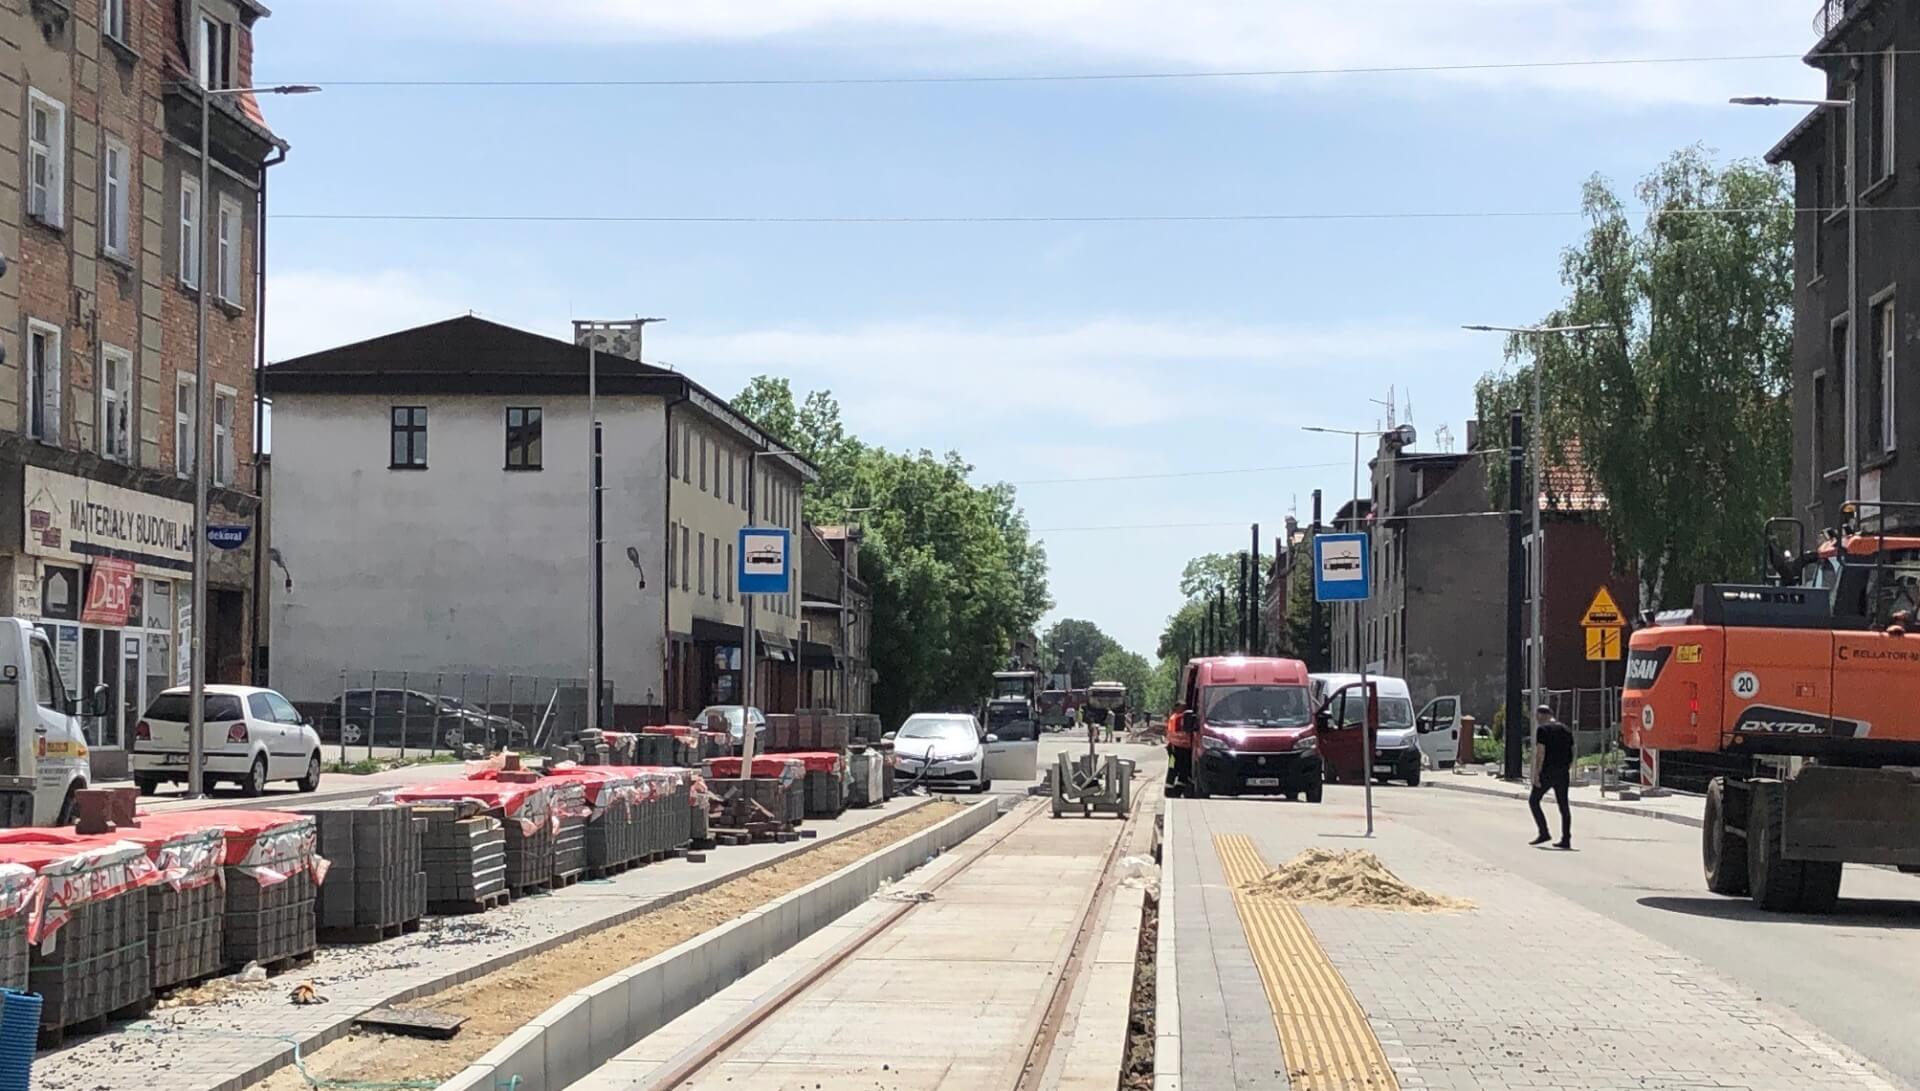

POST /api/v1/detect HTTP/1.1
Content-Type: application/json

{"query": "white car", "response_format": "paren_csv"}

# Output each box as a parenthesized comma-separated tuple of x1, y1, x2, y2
(890, 713, 994, 792)
(696, 705, 767, 752)
(131, 685, 324, 797)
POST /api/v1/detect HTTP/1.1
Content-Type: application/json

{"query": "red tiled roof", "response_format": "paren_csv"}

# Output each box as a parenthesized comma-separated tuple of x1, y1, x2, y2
(1541, 438, 1606, 513)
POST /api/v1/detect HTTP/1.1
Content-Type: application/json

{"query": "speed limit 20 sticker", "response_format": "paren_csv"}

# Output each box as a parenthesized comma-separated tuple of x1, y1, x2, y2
(1731, 671, 1760, 700)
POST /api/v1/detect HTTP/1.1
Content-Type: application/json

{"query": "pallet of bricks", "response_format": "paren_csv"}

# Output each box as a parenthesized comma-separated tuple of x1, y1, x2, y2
(847, 745, 886, 808)
(598, 730, 640, 765)
(390, 775, 556, 898)
(411, 801, 507, 912)
(545, 767, 642, 875)
(704, 756, 806, 841)
(636, 727, 700, 767)
(632, 767, 694, 859)
(765, 710, 852, 819)
(140, 810, 325, 974)
(115, 822, 225, 991)
(299, 806, 426, 942)
(0, 834, 157, 1044)
(464, 769, 591, 887)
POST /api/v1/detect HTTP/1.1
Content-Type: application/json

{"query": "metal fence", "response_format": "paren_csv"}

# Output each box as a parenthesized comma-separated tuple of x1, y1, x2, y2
(1528, 686, 1621, 787)
(286, 670, 616, 764)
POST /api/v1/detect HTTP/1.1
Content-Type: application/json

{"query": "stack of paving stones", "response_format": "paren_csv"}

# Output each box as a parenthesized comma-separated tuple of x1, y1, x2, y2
(849, 714, 885, 746)
(705, 757, 806, 830)
(689, 775, 713, 848)
(577, 772, 641, 873)
(306, 807, 426, 940)
(572, 729, 612, 764)
(606, 731, 638, 764)
(500, 790, 556, 894)
(799, 753, 848, 819)
(656, 770, 693, 854)
(8, 839, 156, 1041)
(0, 865, 31, 993)
(134, 825, 225, 990)
(418, 803, 507, 910)
(763, 714, 799, 751)
(633, 731, 695, 767)
(549, 781, 589, 884)
(847, 747, 886, 808)
(879, 740, 897, 799)
(222, 815, 321, 970)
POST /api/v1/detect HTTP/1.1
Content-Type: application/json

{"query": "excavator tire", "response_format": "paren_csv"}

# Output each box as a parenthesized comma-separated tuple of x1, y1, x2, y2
(1703, 778, 1749, 897)
(1798, 861, 1844, 914)
(1748, 781, 1815, 913)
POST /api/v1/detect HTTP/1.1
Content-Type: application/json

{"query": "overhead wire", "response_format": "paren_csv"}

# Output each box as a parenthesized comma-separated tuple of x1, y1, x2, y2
(270, 204, 1843, 225)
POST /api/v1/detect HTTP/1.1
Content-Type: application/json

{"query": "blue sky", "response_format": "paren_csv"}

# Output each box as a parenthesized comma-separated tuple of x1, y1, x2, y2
(256, 1, 1823, 657)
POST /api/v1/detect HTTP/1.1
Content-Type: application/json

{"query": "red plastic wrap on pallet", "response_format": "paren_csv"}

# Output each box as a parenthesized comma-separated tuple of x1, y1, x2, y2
(386, 778, 556, 835)
(134, 809, 328, 886)
(641, 725, 697, 739)
(706, 756, 805, 782)
(0, 836, 160, 944)
(778, 751, 845, 774)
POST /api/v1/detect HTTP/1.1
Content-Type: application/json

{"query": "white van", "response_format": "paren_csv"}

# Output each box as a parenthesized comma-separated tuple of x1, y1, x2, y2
(1310, 673, 1422, 785)
(0, 618, 100, 825)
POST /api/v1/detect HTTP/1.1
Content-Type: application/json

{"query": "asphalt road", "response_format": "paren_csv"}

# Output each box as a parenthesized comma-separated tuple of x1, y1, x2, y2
(1374, 782, 1920, 1088)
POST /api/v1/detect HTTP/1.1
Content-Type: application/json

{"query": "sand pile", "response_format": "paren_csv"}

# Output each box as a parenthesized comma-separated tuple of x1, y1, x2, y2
(1238, 848, 1472, 912)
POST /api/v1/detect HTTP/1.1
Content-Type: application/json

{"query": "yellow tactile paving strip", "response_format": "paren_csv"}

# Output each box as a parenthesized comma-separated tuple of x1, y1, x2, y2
(1214, 834, 1399, 1091)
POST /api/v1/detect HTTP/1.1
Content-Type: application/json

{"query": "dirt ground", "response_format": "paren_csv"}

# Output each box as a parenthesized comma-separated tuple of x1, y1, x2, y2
(258, 800, 966, 1090)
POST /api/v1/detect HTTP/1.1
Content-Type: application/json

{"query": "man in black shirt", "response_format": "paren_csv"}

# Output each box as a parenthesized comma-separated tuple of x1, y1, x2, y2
(1529, 704, 1574, 849)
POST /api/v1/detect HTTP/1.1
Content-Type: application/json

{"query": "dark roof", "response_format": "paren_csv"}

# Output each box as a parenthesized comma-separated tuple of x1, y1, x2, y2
(1766, 106, 1826, 165)
(263, 315, 820, 479)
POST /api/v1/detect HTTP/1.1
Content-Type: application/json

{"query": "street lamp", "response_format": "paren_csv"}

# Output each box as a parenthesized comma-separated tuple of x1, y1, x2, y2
(1733, 93, 1857, 509)
(186, 82, 318, 800)
(1462, 321, 1612, 761)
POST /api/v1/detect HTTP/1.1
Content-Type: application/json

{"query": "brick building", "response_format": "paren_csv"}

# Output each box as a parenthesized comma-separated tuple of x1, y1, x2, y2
(0, 1, 286, 777)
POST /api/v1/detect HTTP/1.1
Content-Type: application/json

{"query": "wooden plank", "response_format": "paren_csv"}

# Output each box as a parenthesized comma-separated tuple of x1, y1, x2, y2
(354, 1005, 468, 1040)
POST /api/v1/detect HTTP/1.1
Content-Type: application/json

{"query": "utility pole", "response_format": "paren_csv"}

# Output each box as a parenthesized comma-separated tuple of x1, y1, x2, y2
(1310, 490, 1324, 672)
(1250, 523, 1261, 653)
(1504, 410, 1527, 780)
(1237, 551, 1249, 653)
(1216, 585, 1228, 657)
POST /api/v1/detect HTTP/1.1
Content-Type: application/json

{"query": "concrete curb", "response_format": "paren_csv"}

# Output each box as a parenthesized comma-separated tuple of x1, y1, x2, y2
(201, 798, 936, 1091)
(1425, 777, 1704, 829)
(1153, 800, 1180, 1091)
(438, 797, 1001, 1091)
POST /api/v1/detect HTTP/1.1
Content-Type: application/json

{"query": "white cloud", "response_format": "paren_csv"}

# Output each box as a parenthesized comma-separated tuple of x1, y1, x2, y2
(377, 0, 1820, 105)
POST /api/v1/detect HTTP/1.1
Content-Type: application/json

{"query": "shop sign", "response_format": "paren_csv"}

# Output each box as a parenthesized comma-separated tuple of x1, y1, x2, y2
(12, 575, 38, 620)
(81, 558, 137, 626)
(23, 466, 194, 571)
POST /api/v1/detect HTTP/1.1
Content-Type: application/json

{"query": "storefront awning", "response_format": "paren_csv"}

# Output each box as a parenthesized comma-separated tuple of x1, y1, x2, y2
(758, 632, 795, 662)
(690, 618, 743, 645)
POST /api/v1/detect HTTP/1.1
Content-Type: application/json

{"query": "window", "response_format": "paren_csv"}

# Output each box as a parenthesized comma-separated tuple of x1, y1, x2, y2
(390, 406, 427, 468)
(1874, 295, 1897, 453)
(30, 636, 60, 711)
(102, 0, 129, 42)
(727, 543, 735, 602)
(506, 407, 542, 469)
(179, 176, 201, 289)
(712, 547, 721, 601)
(27, 91, 64, 228)
(264, 691, 301, 724)
(1876, 48, 1897, 181)
(698, 533, 707, 595)
(248, 693, 276, 720)
(680, 525, 690, 588)
(667, 525, 676, 590)
(99, 345, 133, 462)
(1830, 317, 1849, 474)
(102, 137, 129, 258)
(699, 434, 708, 492)
(26, 322, 61, 445)
(682, 427, 692, 483)
(196, 14, 233, 90)
(216, 197, 242, 303)
(175, 374, 196, 477)
(727, 451, 736, 505)
(213, 387, 235, 485)
(1813, 370, 1830, 489)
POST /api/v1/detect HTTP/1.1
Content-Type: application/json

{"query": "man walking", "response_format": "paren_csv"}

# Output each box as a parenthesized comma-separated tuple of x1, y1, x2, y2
(1529, 703, 1574, 849)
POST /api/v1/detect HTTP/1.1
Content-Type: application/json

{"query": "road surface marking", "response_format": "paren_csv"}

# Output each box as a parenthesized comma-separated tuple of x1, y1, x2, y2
(1214, 833, 1398, 1091)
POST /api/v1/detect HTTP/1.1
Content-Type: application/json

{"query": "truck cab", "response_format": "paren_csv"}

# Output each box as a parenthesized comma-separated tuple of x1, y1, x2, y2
(1169, 656, 1321, 802)
(0, 618, 99, 826)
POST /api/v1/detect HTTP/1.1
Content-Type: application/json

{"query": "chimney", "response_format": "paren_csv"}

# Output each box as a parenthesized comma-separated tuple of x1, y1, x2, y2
(1465, 418, 1481, 451)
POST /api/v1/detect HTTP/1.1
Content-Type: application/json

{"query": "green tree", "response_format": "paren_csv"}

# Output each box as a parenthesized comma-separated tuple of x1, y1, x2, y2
(1042, 619, 1120, 687)
(735, 378, 1051, 724)
(1476, 147, 1793, 610)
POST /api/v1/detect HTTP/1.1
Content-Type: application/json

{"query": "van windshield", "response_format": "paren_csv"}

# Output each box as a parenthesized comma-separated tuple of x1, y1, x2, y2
(1202, 685, 1311, 728)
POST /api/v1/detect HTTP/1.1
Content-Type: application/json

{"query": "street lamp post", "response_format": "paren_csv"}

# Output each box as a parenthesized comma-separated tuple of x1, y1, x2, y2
(186, 82, 317, 800)
(1733, 94, 1857, 508)
(1462, 321, 1611, 756)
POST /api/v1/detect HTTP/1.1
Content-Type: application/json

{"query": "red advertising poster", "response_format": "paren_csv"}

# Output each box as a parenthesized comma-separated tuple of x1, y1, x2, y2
(81, 557, 136, 626)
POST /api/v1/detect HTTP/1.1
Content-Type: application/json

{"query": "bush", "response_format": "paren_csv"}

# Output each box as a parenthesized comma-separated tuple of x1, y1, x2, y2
(1490, 703, 1506, 743)
(1473, 736, 1503, 764)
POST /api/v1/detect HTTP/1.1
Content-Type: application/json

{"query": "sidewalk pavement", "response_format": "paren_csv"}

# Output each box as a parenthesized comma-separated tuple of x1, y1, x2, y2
(107, 757, 482, 816)
(1429, 767, 1704, 828)
(34, 796, 937, 1091)
(1172, 797, 1905, 1091)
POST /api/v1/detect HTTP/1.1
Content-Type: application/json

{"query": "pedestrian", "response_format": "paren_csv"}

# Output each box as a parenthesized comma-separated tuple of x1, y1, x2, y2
(1529, 703, 1574, 849)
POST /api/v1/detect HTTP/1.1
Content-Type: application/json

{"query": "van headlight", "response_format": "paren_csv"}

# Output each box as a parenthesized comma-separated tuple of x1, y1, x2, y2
(1294, 736, 1318, 753)
(1200, 736, 1229, 753)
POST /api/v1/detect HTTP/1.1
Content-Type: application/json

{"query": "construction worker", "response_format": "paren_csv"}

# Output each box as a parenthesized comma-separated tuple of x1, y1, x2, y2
(1528, 703, 1574, 849)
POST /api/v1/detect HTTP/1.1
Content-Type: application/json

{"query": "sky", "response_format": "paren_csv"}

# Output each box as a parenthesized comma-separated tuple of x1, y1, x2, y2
(255, 0, 1826, 658)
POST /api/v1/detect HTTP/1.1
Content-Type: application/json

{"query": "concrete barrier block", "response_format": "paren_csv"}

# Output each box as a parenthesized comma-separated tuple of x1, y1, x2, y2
(437, 1063, 497, 1091)
(487, 1026, 547, 1091)
(627, 965, 665, 1037)
(540, 995, 594, 1088)
(585, 980, 630, 1063)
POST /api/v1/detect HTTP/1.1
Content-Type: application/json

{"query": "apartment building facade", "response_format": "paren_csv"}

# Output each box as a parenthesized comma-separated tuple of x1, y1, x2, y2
(0, 0, 282, 777)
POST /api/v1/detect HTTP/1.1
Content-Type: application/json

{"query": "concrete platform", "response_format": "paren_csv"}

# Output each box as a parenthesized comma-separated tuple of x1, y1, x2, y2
(1165, 791, 1908, 1091)
(581, 754, 1162, 1091)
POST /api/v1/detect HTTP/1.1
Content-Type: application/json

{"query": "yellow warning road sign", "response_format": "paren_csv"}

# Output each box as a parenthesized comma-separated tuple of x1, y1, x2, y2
(1581, 586, 1624, 628)
(1585, 626, 1623, 662)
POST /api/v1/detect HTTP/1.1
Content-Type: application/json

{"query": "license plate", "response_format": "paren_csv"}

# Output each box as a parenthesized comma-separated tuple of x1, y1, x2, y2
(162, 754, 186, 765)
(1372, 763, 1395, 774)
(1246, 777, 1281, 788)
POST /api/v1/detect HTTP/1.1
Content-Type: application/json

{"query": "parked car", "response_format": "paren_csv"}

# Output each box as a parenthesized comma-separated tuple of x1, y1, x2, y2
(696, 705, 767, 751)
(1310, 673, 1421, 786)
(131, 685, 324, 797)
(323, 689, 526, 750)
(889, 713, 994, 793)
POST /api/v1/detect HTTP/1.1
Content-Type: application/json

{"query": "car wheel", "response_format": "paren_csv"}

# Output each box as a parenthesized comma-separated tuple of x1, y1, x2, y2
(298, 754, 322, 793)
(241, 756, 268, 798)
(1304, 778, 1324, 804)
(1406, 767, 1422, 788)
(443, 727, 465, 750)
(341, 722, 364, 745)
(134, 776, 161, 796)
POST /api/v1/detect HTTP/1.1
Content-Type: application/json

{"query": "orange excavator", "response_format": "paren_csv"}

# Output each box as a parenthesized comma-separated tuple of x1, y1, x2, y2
(1623, 506, 1920, 913)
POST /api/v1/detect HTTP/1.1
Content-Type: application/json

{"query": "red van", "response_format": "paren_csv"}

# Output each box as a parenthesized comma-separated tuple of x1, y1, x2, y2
(1167, 656, 1322, 802)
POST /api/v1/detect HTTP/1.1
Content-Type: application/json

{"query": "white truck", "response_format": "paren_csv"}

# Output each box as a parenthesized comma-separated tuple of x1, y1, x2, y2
(0, 617, 103, 826)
